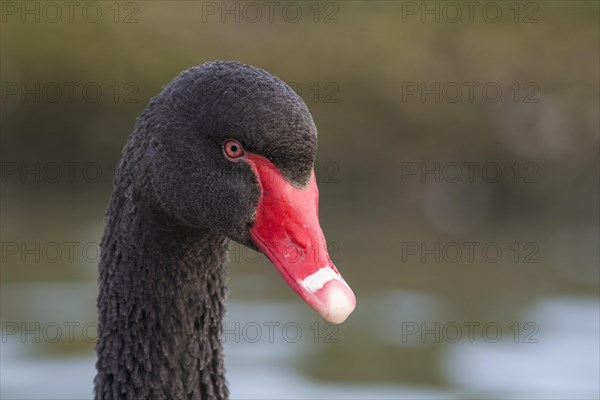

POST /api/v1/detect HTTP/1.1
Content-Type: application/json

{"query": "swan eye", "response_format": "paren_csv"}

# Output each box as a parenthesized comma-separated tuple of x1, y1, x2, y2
(223, 139, 244, 159)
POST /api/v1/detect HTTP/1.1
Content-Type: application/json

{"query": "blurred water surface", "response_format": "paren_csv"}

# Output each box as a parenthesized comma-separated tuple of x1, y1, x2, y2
(2, 288, 598, 399)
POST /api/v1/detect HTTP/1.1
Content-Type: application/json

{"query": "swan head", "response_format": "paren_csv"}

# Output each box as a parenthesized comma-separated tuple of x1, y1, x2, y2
(136, 61, 355, 324)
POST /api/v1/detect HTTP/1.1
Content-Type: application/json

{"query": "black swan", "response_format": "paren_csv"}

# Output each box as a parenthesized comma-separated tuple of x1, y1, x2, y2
(94, 61, 356, 399)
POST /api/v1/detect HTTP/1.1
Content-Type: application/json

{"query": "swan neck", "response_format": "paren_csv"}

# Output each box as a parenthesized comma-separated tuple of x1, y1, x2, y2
(94, 195, 229, 399)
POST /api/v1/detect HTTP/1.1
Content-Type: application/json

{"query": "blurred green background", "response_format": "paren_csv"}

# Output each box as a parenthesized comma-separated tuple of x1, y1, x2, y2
(1, 1, 599, 399)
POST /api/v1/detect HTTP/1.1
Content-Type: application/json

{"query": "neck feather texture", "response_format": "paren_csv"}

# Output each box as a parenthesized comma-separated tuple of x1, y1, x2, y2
(94, 183, 230, 400)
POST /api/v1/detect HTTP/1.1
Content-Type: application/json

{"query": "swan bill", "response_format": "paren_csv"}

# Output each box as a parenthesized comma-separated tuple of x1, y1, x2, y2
(245, 153, 356, 324)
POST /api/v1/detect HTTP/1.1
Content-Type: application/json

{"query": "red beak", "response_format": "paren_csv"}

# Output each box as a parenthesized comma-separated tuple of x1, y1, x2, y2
(245, 153, 356, 324)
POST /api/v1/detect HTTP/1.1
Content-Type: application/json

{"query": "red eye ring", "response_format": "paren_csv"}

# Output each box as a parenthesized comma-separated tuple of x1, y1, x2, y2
(223, 139, 244, 160)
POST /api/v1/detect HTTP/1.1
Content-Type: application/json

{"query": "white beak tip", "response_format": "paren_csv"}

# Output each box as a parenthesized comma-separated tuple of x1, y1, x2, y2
(318, 280, 356, 324)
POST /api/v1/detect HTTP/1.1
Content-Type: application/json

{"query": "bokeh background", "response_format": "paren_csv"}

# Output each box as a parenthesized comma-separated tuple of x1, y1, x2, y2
(1, 1, 599, 399)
